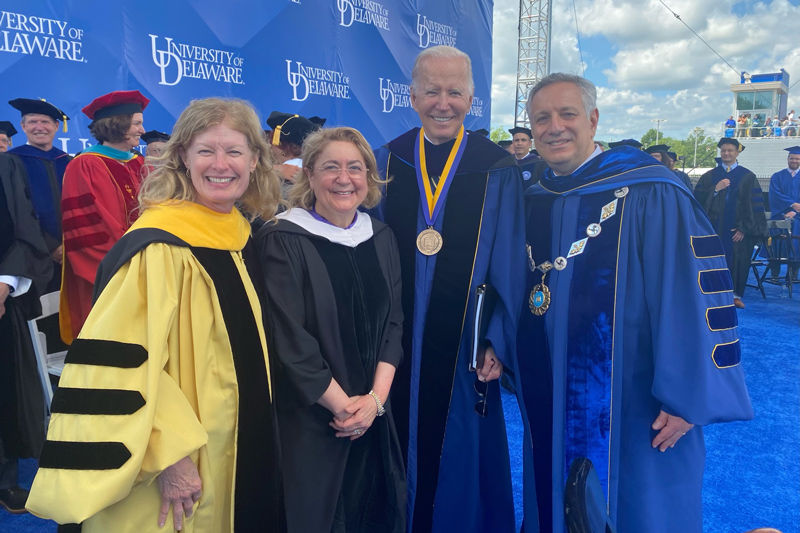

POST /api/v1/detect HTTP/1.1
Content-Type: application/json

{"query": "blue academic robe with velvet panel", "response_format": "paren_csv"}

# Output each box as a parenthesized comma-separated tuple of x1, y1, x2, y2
(517, 147, 754, 533)
(372, 129, 532, 533)
(7, 144, 70, 252)
(768, 168, 800, 257)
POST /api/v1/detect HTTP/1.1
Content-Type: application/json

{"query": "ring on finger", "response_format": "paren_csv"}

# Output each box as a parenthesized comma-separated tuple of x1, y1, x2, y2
(354, 429, 362, 435)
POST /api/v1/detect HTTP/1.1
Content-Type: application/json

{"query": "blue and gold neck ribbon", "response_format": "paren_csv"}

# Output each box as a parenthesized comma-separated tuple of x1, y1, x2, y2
(414, 126, 467, 226)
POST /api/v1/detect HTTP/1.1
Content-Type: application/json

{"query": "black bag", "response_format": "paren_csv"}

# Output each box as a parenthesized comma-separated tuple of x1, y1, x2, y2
(564, 458, 617, 533)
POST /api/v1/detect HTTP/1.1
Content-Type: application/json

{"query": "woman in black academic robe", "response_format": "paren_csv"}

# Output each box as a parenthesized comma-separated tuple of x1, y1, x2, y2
(257, 127, 406, 533)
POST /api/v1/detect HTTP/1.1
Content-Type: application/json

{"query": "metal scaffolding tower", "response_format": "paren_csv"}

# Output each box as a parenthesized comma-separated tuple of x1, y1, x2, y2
(515, 0, 552, 127)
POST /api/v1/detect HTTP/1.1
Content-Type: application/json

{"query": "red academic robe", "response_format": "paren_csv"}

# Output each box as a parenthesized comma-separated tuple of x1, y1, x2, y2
(59, 151, 144, 343)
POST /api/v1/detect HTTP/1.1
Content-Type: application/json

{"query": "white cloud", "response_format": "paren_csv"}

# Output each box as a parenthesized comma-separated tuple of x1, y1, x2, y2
(491, 0, 800, 140)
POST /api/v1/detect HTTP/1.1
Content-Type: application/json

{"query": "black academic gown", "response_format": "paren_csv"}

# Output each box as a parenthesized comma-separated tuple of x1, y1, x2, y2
(0, 153, 52, 473)
(7, 145, 71, 292)
(257, 212, 406, 533)
(694, 165, 768, 296)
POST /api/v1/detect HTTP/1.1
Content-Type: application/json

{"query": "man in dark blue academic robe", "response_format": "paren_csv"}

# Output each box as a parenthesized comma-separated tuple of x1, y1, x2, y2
(517, 73, 753, 533)
(6, 98, 72, 292)
(510, 126, 545, 188)
(694, 138, 767, 308)
(372, 45, 528, 533)
(767, 146, 800, 277)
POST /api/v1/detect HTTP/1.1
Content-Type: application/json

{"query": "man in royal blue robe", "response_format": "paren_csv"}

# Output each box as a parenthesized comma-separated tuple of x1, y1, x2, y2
(694, 138, 767, 308)
(767, 146, 800, 278)
(7, 98, 72, 292)
(517, 73, 753, 533)
(372, 45, 528, 533)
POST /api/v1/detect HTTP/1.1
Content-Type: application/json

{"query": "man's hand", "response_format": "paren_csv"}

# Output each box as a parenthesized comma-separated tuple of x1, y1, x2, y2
(0, 283, 10, 320)
(791, 202, 800, 213)
(477, 346, 503, 382)
(157, 456, 202, 531)
(785, 211, 797, 220)
(274, 163, 302, 182)
(715, 178, 731, 192)
(51, 245, 63, 264)
(731, 229, 745, 242)
(651, 411, 694, 452)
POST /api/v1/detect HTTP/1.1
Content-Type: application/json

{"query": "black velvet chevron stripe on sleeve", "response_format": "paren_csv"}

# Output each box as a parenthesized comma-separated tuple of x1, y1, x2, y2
(38, 441, 132, 470)
(64, 339, 147, 368)
(50, 388, 146, 415)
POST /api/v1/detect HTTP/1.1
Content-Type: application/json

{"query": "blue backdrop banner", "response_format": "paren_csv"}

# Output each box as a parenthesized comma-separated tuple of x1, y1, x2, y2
(0, 0, 494, 153)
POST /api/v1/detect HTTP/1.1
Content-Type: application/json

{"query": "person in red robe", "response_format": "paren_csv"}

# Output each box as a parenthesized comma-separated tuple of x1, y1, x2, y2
(60, 90, 149, 343)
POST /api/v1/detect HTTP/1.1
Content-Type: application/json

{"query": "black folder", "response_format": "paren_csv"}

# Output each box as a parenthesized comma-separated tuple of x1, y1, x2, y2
(469, 284, 498, 372)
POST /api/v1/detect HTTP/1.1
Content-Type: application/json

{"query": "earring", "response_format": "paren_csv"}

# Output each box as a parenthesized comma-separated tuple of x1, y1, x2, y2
(280, 150, 287, 157)
(185, 169, 191, 179)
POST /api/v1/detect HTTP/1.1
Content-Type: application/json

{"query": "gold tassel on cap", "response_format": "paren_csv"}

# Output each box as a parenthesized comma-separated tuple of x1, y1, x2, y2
(272, 114, 298, 146)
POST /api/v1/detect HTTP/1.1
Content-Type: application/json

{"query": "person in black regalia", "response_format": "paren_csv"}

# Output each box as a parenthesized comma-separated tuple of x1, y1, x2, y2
(509, 125, 545, 187)
(372, 45, 527, 533)
(694, 138, 767, 308)
(7, 98, 72, 293)
(257, 127, 406, 533)
(0, 153, 52, 514)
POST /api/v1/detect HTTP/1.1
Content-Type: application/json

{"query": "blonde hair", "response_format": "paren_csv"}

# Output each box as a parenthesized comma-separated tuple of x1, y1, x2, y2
(287, 127, 385, 210)
(139, 98, 281, 220)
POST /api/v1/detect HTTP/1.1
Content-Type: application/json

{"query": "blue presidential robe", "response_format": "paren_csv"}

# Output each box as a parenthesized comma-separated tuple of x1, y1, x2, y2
(372, 129, 530, 533)
(768, 168, 800, 257)
(517, 147, 753, 533)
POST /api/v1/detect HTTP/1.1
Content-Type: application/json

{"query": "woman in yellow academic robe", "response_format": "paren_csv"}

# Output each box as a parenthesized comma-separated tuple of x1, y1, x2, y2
(26, 98, 284, 533)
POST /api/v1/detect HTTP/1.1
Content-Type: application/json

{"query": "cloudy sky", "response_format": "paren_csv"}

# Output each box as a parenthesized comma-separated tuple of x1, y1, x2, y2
(491, 0, 800, 142)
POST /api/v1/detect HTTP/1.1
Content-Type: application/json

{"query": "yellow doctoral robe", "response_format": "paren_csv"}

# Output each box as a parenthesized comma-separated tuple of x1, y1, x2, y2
(26, 201, 274, 532)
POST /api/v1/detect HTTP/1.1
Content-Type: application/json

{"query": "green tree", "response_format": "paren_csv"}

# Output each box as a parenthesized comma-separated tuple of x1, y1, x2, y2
(490, 126, 511, 143)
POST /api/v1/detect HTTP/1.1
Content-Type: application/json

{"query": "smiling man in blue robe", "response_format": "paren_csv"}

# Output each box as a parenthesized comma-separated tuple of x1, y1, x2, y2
(372, 45, 526, 533)
(517, 73, 753, 533)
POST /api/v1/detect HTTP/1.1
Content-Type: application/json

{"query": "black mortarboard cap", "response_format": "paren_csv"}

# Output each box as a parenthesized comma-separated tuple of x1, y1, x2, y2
(717, 137, 745, 152)
(645, 144, 670, 154)
(608, 139, 642, 149)
(9, 98, 69, 124)
(471, 128, 489, 137)
(666, 151, 678, 160)
(141, 130, 171, 144)
(266, 111, 316, 146)
(498, 140, 512, 148)
(508, 126, 532, 138)
(0, 121, 17, 137)
(308, 116, 326, 128)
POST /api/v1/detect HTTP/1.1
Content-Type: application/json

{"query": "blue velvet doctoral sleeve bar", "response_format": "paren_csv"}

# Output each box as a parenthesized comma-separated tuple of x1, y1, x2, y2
(638, 183, 753, 425)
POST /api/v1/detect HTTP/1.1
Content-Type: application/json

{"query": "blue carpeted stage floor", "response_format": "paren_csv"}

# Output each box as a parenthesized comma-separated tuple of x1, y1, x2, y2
(2, 272, 797, 533)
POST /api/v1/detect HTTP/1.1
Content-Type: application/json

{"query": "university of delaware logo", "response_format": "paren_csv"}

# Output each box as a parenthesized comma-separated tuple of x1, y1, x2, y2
(468, 96, 485, 118)
(149, 34, 244, 86)
(416, 14, 457, 49)
(379, 78, 411, 114)
(337, 0, 390, 30)
(286, 60, 351, 102)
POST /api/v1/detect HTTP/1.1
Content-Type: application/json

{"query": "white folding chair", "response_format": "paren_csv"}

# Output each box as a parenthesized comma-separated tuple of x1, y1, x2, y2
(27, 291, 67, 430)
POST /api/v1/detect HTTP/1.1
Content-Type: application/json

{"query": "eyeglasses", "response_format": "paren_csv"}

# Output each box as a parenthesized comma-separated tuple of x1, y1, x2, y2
(315, 164, 367, 178)
(474, 379, 488, 417)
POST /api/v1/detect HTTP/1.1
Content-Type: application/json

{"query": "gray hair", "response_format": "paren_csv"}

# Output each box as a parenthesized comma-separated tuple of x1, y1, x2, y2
(526, 73, 597, 119)
(411, 45, 475, 94)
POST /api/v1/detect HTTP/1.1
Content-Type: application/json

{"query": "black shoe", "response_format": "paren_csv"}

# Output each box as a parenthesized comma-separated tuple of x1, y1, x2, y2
(0, 486, 29, 514)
